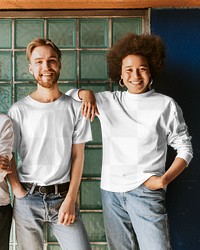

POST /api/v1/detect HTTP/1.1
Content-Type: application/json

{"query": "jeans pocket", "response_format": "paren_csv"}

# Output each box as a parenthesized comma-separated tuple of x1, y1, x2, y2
(142, 183, 164, 193)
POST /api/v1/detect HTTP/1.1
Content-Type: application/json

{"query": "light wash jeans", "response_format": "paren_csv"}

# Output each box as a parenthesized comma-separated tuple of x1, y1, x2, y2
(13, 190, 91, 250)
(101, 184, 172, 250)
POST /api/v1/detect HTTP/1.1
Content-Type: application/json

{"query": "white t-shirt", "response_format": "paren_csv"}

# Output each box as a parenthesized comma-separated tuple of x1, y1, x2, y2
(8, 93, 92, 186)
(0, 113, 14, 206)
(67, 89, 193, 192)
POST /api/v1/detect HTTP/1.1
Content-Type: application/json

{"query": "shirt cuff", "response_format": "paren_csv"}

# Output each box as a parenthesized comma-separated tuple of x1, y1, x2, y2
(65, 89, 81, 101)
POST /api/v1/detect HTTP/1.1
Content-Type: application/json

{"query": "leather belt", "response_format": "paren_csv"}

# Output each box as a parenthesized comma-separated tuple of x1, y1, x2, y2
(21, 182, 70, 194)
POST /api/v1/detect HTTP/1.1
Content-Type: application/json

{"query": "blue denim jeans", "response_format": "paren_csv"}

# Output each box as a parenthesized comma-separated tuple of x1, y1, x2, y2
(13, 190, 91, 250)
(101, 185, 171, 250)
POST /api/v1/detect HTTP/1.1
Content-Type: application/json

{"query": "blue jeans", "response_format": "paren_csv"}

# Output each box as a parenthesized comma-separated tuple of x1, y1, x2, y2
(13, 190, 91, 250)
(101, 185, 171, 250)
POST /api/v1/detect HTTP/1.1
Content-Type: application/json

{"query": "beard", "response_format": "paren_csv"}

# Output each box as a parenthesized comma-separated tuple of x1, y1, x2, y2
(34, 71, 60, 89)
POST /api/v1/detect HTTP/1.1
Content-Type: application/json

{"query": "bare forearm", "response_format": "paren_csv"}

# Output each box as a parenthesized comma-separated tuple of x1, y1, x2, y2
(58, 143, 85, 225)
(78, 89, 92, 100)
(144, 157, 187, 190)
(67, 144, 85, 201)
(7, 155, 26, 197)
(161, 157, 187, 186)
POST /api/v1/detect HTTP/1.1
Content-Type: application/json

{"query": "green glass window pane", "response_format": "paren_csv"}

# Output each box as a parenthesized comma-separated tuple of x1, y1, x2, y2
(83, 148, 102, 177)
(80, 51, 107, 80)
(112, 82, 127, 92)
(79, 83, 110, 93)
(59, 51, 76, 81)
(80, 19, 108, 48)
(0, 52, 12, 81)
(90, 118, 102, 144)
(59, 83, 77, 93)
(47, 227, 58, 242)
(80, 180, 101, 209)
(14, 84, 37, 102)
(15, 19, 44, 48)
(81, 212, 106, 242)
(112, 18, 142, 44)
(47, 19, 76, 48)
(91, 244, 108, 250)
(0, 84, 12, 113)
(47, 245, 61, 250)
(0, 19, 12, 48)
(15, 51, 32, 81)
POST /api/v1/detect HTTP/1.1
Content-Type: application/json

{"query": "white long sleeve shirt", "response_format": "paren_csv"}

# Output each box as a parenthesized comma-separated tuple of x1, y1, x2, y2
(67, 89, 193, 192)
(0, 113, 14, 206)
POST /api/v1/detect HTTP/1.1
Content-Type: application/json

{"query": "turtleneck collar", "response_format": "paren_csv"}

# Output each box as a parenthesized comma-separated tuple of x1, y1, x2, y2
(124, 89, 155, 99)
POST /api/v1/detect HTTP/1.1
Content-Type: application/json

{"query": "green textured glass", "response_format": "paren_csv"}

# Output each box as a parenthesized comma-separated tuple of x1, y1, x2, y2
(112, 18, 142, 44)
(59, 83, 77, 93)
(14, 83, 37, 102)
(47, 227, 58, 242)
(80, 19, 108, 48)
(47, 19, 76, 48)
(0, 52, 12, 81)
(0, 19, 12, 48)
(112, 82, 127, 92)
(15, 19, 44, 48)
(79, 83, 110, 93)
(81, 212, 106, 242)
(80, 180, 101, 209)
(83, 148, 102, 177)
(15, 51, 32, 81)
(91, 244, 108, 250)
(47, 245, 61, 250)
(90, 117, 102, 144)
(80, 51, 107, 80)
(59, 51, 76, 81)
(0, 84, 12, 113)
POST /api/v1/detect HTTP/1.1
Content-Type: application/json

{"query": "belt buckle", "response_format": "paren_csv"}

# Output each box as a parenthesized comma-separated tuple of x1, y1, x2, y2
(39, 186, 48, 194)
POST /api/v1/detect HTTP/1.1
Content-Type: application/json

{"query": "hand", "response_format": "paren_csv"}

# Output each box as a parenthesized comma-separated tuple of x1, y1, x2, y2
(58, 195, 76, 226)
(13, 186, 28, 199)
(0, 156, 12, 174)
(80, 90, 99, 122)
(143, 175, 165, 190)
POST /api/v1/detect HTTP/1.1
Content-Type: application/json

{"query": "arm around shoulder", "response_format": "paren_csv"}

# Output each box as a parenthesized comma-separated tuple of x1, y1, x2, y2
(67, 89, 99, 122)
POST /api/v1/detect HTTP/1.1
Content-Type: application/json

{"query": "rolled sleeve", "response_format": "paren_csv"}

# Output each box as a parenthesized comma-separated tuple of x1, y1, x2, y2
(66, 89, 81, 101)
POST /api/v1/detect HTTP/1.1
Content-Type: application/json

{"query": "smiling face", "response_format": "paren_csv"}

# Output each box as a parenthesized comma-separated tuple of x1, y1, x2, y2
(28, 45, 61, 89)
(121, 54, 151, 94)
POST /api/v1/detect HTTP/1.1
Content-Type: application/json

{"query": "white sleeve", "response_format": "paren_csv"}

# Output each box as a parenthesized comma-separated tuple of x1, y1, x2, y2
(0, 115, 14, 182)
(167, 101, 193, 165)
(7, 107, 21, 154)
(66, 89, 81, 102)
(0, 115, 14, 160)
